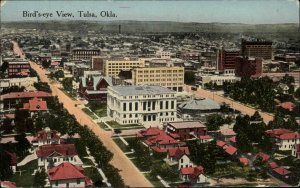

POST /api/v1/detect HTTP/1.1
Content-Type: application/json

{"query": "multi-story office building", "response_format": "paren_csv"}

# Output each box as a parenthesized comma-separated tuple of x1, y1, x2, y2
(103, 58, 145, 76)
(241, 39, 273, 60)
(91, 56, 108, 72)
(132, 66, 184, 92)
(8, 60, 30, 77)
(235, 56, 263, 77)
(72, 49, 101, 60)
(217, 48, 240, 72)
(107, 85, 177, 125)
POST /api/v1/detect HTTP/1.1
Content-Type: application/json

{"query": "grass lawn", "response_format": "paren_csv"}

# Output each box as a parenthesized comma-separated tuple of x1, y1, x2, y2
(106, 121, 142, 129)
(18, 159, 38, 172)
(112, 137, 131, 152)
(82, 108, 98, 119)
(130, 158, 151, 172)
(213, 163, 250, 178)
(98, 122, 110, 130)
(89, 103, 107, 117)
(8, 171, 35, 187)
(81, 157, 95, 166)
(144, 173, 165, 187)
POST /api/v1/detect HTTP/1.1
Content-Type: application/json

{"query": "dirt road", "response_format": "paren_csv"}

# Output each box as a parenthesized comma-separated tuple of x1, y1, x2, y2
(12, 42, 153, 187)
(184, 85, 274, 124)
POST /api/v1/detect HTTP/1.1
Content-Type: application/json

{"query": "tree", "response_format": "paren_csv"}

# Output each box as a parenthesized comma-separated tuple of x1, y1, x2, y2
(0, 85, 25, 95)
(184, 71, 195, 85)
(295, 88, 300, 100)
(206, 114, 225, 131)
(0, 147, 13, 180)
(34, 168, 47, 187)
(33, 82, 51, 92)
(41, 60, 51, 68)
(53, 70, 64, 79)
(0, 61, 8, 73)
(15, 133, 31, 158)
(62, 77, 73, 91)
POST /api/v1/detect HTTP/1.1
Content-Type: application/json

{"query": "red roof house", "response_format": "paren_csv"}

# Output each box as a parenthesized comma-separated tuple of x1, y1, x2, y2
(239, 157, 249, 166)
(224, 145, 238, 156)
(278, 102, 295, 111)
(180, 166, 207, 183)
(21, 98, 48, 111)
(273, 166, 291, 176)
(1, 91, 52, 100)
(168, 147, 190, 160)
(216, 140, 227, 148)
(1, 181, 17, 188)
(48, 162, 92, 187)
(37, 144, 77, 158)
(268, 162, 279, 169)
(32, 127, 61, 147)
(256, 152, 270, 162)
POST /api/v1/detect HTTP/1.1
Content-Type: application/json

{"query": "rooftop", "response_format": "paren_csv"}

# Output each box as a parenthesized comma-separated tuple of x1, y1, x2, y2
(178, 98, 220, 111)
(109, 85, 175, 96)
(167, 121, 206, 129)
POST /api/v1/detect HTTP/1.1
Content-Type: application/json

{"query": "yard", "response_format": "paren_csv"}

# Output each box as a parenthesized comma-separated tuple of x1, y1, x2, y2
(82, 108, 98, 119)
(112, 137, 131, 152)
(87, 103, 107, 117)
(84, 167, 104, 187)
(213, 162, 251, 178)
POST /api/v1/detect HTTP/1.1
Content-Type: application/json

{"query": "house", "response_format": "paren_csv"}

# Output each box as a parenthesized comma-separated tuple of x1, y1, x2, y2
(292, 144, 300, 159)
(179, 166, 207, 184)
(0, 91, 52, 110)
(256, 152, 270, 162)
(164, 121, 207, 140)
(268, 162, 279, 169)
(229, 136, 236, 146)
(165, 147, 193, 170)
(277, 102, 296, 112)
(79, 75, 112, 102)
(32, 127, 61, 147)
(239, 157, 249, 166)
(223, 145, 238, 156)
(218, 128, 237, 142)
(198, 135, 213, 143)
(36, 144, 83, 169)
(265, 129, 300, 151)
(272, 166, 291, 178)
(20, 97, 48, 117)
(0, 181, 17, 188)
(48, 162, 92, 188)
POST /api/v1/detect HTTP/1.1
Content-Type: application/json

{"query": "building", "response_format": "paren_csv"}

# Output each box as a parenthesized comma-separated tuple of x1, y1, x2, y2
(164, 121, 207, 140)
(217, 48, 240, 72)
(47, 162, 92, 188)
(0, 91, 52, 110)
(32, 127, 61, 147)
(292, 144, 300, 159)
(91, 56, 108, 72)
(20, 97, 48, 116)
(107, 85, 177, 125)
(72, 49, 101, 60)
(179, 166, 207, 184)
(79, 75, 112, 102)
(132, 66, 184, 92)
(156, 51, 171, 59)
(4, 151, 17, 173)
(0, 77, 38, 92)
(8, 60, 30, 77)
(165, 147, 194, 170)
(235, 56, 263, 77)
(103, 58, 145, 76)
(178, 97, 221, 120)
(265, 129, 300, 151)
(0, 181, 16, 188)
(195, 73, 241, 88)
(36, 144, 83, 169)
(241, 39, 273, 60)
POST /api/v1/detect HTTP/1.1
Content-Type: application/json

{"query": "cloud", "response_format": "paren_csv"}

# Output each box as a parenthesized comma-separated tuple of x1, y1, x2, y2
(287, 0, 299, 7)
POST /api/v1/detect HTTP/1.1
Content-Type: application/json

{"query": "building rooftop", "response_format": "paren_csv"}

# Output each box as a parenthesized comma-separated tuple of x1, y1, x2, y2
(178, 98, 220, 111)
(167, 121, 206, 129)
(109, 85, 175, 96)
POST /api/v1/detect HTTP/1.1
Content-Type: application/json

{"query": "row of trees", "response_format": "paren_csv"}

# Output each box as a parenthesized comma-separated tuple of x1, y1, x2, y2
(205, 114, 233, 131)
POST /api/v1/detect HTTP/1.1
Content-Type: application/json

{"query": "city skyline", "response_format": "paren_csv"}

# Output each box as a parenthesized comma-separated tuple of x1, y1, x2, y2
(1, 0, 299, 24)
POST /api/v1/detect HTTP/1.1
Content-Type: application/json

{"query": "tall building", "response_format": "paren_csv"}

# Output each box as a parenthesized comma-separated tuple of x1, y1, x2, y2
(241, 39, 273, 60)
(132, 66, 184, 92)
(72, 49, 101, 60)
(235, 56, 263, 77)
(107, 85, 177, 125)
(8, 60, 30, 77)
(103, 58, 145, 76)
(91, 56, 108, 72)
(217, 48, 240, 73)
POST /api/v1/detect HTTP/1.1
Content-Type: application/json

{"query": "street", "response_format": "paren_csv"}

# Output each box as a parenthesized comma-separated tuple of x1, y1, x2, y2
(12, 41, 153, 187)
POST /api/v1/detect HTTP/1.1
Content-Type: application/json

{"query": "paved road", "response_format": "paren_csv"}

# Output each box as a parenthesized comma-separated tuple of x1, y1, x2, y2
(12, 41, 153, 187)
(184, 85, 274, 124)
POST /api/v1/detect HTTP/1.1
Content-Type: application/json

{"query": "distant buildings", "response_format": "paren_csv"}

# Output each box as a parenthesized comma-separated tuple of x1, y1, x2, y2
(235, 56, 263, 77)
(132, 66, 184, 92)
(265, 129, 300, 151)
(217, 48, 240, 73)
(103, 58, 145, 76)
(164, 121, 207, 140)
(72, 49, 101, 60)
(107, 85, 177, 125)
(0, 77, 38, 92)
(91, 56, 108, 72)
(195, 72, 241, 88)
(241, 39, 273, 60)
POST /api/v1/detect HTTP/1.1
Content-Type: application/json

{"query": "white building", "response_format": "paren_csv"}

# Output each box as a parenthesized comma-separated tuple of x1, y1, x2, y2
(195, 73, 241, 88)
(165, 147, 194, 170)
(179, 166, 207, 184)
(292, 144, 300, 159)
(0, 77, 38, 92)
(36, 144, 83, 170)
(107, 85, 177, 125)
(266, 129, 300, 151)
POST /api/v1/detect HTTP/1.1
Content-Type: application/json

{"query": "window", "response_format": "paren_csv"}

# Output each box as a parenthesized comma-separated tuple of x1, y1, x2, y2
(77, 179, 80, 184)
(171, 101, 174, 109)
(135, 102, 138, 111)
(124, 114, 126, 118)
(148, 115, 151, 121)
(143, 102, 147, 110)
(152, 101, 155, 110)
(123, 103, 126, 111)
(55, 181, 58, 186)
(160, 101, 163, 109)
(129, 102, 132, 111)
(143, 116, 147, 121)
(165, 101, 169, 109)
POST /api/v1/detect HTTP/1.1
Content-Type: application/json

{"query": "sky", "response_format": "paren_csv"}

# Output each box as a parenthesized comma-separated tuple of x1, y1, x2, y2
(1, 0, 299, 24)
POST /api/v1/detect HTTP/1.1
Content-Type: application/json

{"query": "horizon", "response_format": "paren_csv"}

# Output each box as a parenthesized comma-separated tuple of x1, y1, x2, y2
(1, 0, 299, 24)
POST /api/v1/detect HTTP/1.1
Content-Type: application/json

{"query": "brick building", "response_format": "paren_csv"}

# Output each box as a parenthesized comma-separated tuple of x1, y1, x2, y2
(235, 56, 263, 77)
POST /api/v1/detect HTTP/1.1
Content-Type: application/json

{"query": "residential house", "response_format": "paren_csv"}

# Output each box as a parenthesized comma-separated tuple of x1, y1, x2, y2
(47, 162, 92, 188)
(20, 97, 48, 117)
(32, 127, 61, 147)
(36, 144, 83, 169)
(265, 129, 300, 151)
(164, 121, 207, 141)
(165, 147, 193, 170)
(256, 152, 270, 162)
(0, 181, 17, 188)
(179, 166, 207, 184)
